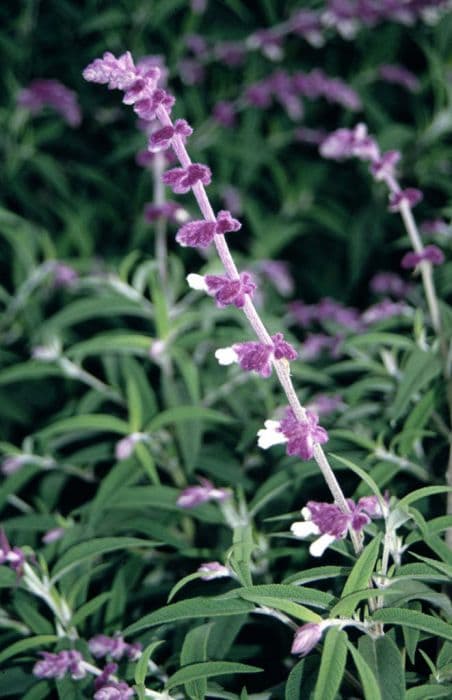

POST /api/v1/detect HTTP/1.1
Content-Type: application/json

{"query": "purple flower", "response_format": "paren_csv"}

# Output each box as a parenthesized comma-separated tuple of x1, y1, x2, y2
(216, 333, 297, 378)
(388, 188, 423, 212)
(144, 201, 188, 224)
(245, 82, 273, 108)
(295, 127, 327, 146)
(320, 123, 379, 162)
(370, 150, 401, 181)
(178, 58, 206, 85)
(279, 408, 328, 460)
(306, 394, 343, 416)
(1, 455, 27, 475)
(177, 478, 230, 508)
(362, 298, 410, 324)
(370, 272, 410, 298)
(232, 342, 274, 377)
(299, 333, 343, 360)
(291, 496, 384, 556)
(258, 260, 294, 297)
(162, 163, 211, 194)
(176, 210, 241, 248)
(33, 650, 86, 680)
(214, 42, 247, 67)
(191, 0, 207, 14)
(94, 681, 134, 700)
(291, 622, 323, 656)
(83, 51, 140, 90)
(212, 101, 236, 128)
(0, 530, 26, 575)
(51, 263, 78, 289)
(289, 10, 324, 46)
(197, 561, 231, 580)
(185, 34, 208, 57)
(401, 245, 445, 269)
(133, 88, 175, 121)
(42, 527, 65, 544)
(203, 272, 256, 308)
(17, 79, 81, 127)
(247, 29, 284, 61)
(272, 332, 298, 361)
(421, 218, 450, 236)
(114, 433, 145, 461)
(378, 64, 420, 92)
(89, 634, 142, 662)
(148, 119, 193, 152)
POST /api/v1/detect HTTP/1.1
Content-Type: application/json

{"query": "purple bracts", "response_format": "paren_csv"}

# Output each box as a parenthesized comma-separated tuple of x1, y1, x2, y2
(234, 341, 274, 377)
(205, 272, 256, 308)
(33, 650, 85, 680)
(176, 209, 241, 248)
(89, 634, 142, 661)
(177, 478, 230, 508)
(401, 245, 445, 268)
(148, 119, 193, 152)
(388, 188, 423, 211)
(279, 409, 328, 460)
(162, 163, 211, 194)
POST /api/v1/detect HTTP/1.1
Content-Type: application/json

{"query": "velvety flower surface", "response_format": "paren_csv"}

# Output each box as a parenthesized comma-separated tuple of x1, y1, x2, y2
(362, 299, 410, 324)
(89, 634, 142, 661)
(257, 409, 328, 461)
(291, 495, 384, 556)
(33, 650, 86, 680)
(216, 334, 297, 377)
(388, 188, 423, 212)
(162, 163, 212, 194)
(401, 245, 445, 268)
(176, 210, 241, 248)
(148, 118, 192, 152)
(203, 272, 256, 308)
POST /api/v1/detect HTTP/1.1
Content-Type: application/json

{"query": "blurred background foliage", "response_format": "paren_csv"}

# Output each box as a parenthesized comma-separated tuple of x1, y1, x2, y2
(1, 1, 452, 698)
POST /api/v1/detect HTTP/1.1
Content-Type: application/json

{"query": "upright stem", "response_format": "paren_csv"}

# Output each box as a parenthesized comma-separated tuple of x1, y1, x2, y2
(157, 104, 362, 554)
(152, 152, 169, 288)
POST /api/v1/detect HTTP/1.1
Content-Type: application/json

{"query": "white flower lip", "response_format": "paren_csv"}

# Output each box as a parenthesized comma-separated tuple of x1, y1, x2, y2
(215, 346, 238, 365)
(257, 419, 287, 449)
(186, 273, 208, 291)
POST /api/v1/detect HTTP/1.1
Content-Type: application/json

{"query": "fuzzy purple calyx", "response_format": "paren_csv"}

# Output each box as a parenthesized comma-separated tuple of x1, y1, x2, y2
(279, 408, 328, 460)
(162, 163, 211, 194)
(401, 244, 445, 269)
(148, 119, 193, 152)
(176, 209, 241, 248)
(205, 271, 256, 308)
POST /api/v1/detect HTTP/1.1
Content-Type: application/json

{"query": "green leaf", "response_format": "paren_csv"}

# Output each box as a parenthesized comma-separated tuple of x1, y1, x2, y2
(283, 566, 350, 585)
(406, 686, 451, 699)
(329, 453, 384, 502)
(285, 660, 305, 700)
(238, 591, 321, 623)
(165, 661, 261, 691)
(348, 643, 382, 700)
(124, 597, 255, 636)
(371, 608, 452, 641)
(67, 333, 152, 360)
(147, 405, 232, 431)
(389, 348, 441, 422)
(134, 640, 164, 686)
(0, 566, 17, 588)
(0, 635, 58, 664)
(339, 535, 382, 615)
(397, 485, 452, 509)
(51, 537, 157, 582)
(313, 628, 347, 700)
(180, 624, 211, 700)
(71, 592, 111, 626)
(229, 524, 255, 587)
(358, 635, 405, 700)
(168, 573, 204, 603)
(38, 414, 130, 440)
(235, 584, 334, 610)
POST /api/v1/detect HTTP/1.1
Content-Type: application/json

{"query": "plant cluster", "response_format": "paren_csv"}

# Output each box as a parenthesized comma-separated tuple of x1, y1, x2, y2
(1, 2, 452, 699)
